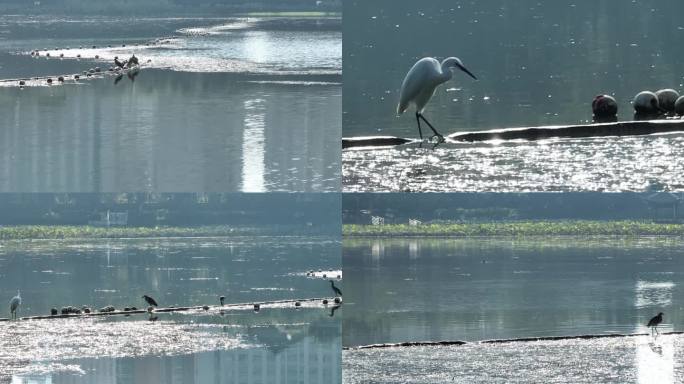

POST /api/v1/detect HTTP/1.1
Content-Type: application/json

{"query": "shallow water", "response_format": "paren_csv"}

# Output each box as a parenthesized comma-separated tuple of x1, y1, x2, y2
(0, 15, 341, 192)
(342, 237, 684, 347)
(343, 0, 684, 192)
(0, 237, 341, 382)
(344, 335, 684, 384)
(343, 134, 684, 192)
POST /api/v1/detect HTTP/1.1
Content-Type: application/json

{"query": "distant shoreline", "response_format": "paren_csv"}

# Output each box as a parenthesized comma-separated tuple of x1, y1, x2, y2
(343, 221, 684, 237)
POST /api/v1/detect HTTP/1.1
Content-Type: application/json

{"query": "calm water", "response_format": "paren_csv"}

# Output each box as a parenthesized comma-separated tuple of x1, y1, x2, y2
(0, 16, 341, 192)
(343, 0, 684, 192)
(342, 237, 684, 382)
(0, 236, 341, 382)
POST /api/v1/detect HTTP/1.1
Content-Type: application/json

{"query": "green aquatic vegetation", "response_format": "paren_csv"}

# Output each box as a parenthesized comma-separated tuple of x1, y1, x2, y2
(0, 225, 266, 240)
(343, 221, 684, 237)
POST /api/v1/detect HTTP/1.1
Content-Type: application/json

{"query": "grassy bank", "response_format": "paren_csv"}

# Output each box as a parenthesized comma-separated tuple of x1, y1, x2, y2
(343, 221, 684, 237)
(0, 225, 282, 240)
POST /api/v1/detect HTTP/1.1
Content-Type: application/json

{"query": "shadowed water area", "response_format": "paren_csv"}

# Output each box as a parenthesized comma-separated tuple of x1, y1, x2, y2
(342, 237, 684, 382)
(0, 236, 341, 382)
(0, 15, 341, 192)
(343, 0, 684, 192)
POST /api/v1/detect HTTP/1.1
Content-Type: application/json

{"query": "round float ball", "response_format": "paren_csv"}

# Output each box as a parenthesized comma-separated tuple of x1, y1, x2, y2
(253, 304, 260, 312)
(92, 45, 96, 49)
(94, 55, 99, 59)
(76, 54, 81, 58)
(656, 89, 680, 113)
(203, 305, 210, 311)
(122, 44, 126, 47)
(322, 273, 327, 278)
(675, 96, 684, 116)
(86, 73, 92, 77)
(46, 52, 50, 57)
(131, 307, 137, 311)
(83, 307, 91, 314)
(35, 51, 40, 56)
(336, 275, 341, 279)
(50, 308, 58, 315)
(57, 76, 64, 82)
(46, 78, 53, 84)
(61, 307, 68, 314)
(592, 95, 618, 118)
(88, 68, 95, 73)
(633, 91, 660, 114)
(59, 53, 64, 57)
(95, 67, 101, 72)
(294, 301, 301, 307)
(322, 299, 328, 305)
(19, 80, 25, 86)
(74, 75, 80, 80)
(124, 307, 131, 311)
(334, 297, 341, 304)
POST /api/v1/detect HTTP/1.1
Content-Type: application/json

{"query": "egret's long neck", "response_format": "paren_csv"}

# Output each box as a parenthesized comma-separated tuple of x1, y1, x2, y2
(439, 61, 454, 83)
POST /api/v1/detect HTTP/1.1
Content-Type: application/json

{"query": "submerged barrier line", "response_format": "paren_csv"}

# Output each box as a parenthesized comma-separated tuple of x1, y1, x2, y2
(0, 296, 340, 322)
(342, 120, 684, 148)
(343, 331, 684, 350)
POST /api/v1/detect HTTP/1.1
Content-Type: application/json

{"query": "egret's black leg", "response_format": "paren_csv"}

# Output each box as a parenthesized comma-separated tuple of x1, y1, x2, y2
(415, 112, 423, 140)
(418, 113, 445, 142)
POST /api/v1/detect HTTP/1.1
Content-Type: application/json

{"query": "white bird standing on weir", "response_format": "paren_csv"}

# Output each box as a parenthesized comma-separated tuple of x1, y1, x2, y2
(397, 57, 477, 142)
(9, 290, 21, 320)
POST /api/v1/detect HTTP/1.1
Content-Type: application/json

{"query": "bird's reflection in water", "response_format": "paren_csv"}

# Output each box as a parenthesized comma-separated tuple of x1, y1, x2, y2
(113, 69, 141, 85)
(648, 341, 663, 356)
(329, 304, 341, 317)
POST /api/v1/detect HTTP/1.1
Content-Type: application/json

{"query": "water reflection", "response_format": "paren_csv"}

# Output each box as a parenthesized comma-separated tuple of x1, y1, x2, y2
(343, 238, 684, 347)
(0, 71, 341, 192)
(637, 337, 674, 384)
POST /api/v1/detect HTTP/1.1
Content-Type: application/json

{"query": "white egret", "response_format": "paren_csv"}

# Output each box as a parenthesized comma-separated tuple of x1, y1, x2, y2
(9, 290, 21, 319)
(397, 57, 477, 141)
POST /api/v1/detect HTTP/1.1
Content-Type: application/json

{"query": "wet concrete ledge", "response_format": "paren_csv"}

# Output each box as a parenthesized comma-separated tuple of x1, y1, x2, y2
(342, 120, 684, 149)
(0, 296, 340, 321)
(343, 331, 684, 350)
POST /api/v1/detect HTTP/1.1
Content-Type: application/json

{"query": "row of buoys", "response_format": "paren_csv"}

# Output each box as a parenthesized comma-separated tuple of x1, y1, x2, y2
(305, 270, 342, 279)
(593, 89, 684, 120)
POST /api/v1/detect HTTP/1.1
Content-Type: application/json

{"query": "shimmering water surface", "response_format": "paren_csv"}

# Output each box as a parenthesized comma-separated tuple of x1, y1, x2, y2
(0, 236, 341, 382)
(342, 237, 684, 382)
(344, 335, 684, 384)
(343, 0, 684, 191)
(0, 15, 341, 192)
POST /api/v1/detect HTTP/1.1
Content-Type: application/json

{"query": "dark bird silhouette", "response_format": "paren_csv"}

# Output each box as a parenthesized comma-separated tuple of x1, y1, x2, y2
(647, 312, 663, 335)
(329, 280, 342, 297)
(142, 295, 158, 307)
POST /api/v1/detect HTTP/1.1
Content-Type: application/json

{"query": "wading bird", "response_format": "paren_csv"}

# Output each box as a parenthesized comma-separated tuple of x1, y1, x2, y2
(142, 295, 158, 307)
(647, 312, 663, 336)
(9, 290, 21, 320)
(397, 57, 477, 142)
(329, 280, 342, 297)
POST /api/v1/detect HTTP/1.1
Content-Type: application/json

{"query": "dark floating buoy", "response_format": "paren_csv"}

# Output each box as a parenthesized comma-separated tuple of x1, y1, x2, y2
(50, 308, 58, 316)
(76, 54, 81, 58)
(592, 95, 618, 122)
(82, 307, 91, 314)
(100, 305, 115, 313)
(74, 74, 80, 80)
(334, 297, 341, 304)
(94, 55, 99, 59)
(253, 304, 260, 312)
(19, 80, 25, 87)
(59, 53, 64, 58)
(202, 305, 210, 311)
(336, 275, 341, 279)
(131, 307, 137, 311)
(294, 301, 301, 308)
(633, 91, 660, 114)
(92, 45, 96, 49)
(675, 96, 684, 116)
(94, 67, 101, 73)
(122, 44, 126, 47)
(46, 52, 50, 57)
(46, 78, 53, 84)
(123, 307, 131, 311)
(57, 76, 64, 82)
(656, 89, 679, 114)
(322, 273, 327, 278)
(60, 307, 68, 315)
(322, 299, 329, 305)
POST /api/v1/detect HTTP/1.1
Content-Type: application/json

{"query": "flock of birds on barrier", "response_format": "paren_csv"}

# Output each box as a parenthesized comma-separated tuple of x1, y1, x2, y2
(7, 280, 343, 321)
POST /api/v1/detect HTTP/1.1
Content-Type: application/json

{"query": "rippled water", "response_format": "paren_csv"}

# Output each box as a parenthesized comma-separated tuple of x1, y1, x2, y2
(343, 0, 684, 192)
(343, 134, 684, 192)
(344, 335, 684, 384)
(0, 237, 341, 382)
(0, 15, 341, 192)
(342, 237, 683, 347)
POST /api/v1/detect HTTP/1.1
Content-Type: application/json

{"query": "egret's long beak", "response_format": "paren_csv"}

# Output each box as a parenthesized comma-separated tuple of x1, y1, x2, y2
(457, 63, 478, 80)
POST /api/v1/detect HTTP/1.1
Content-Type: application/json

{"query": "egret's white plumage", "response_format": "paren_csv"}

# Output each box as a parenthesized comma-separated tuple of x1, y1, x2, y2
(9, 290, 21, 319)
(397, 57, 477, 140)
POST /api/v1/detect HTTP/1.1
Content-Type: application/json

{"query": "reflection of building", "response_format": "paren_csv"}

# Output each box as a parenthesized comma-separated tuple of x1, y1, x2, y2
(88, 210, 128, 226)
(645, 192, 681, 222)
